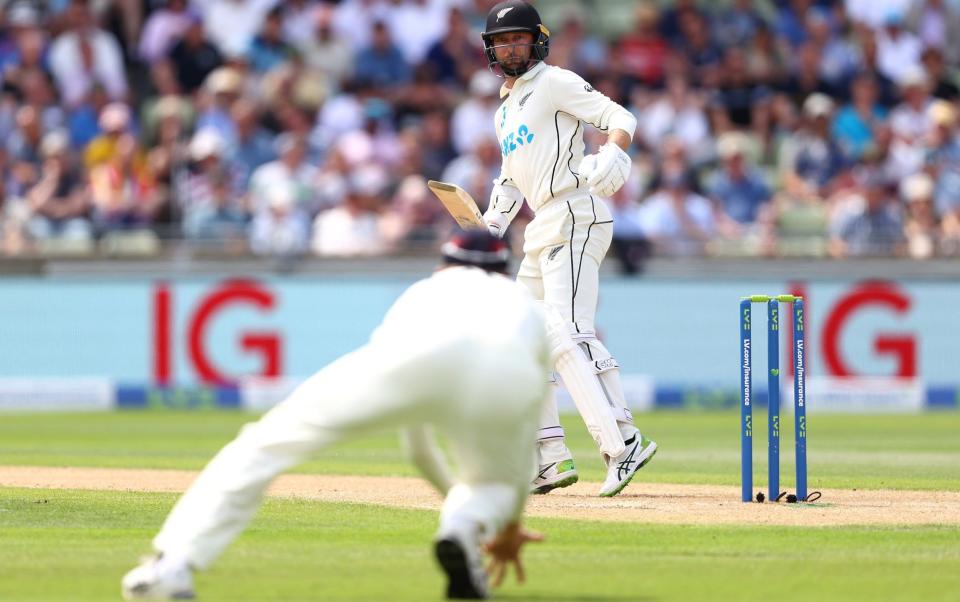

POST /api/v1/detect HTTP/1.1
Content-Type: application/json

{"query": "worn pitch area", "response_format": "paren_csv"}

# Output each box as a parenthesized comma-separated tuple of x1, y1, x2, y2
(1, 465, 957, 527)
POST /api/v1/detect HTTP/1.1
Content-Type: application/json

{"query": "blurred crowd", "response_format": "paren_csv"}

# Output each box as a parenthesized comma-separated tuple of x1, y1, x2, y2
(1, 0, 960, 265)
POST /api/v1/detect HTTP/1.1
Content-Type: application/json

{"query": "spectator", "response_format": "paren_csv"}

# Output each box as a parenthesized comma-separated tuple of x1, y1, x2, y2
(166, 14, 223, 93)
(920, 46, 960, 101)
(179, 129, 243, 232)
(202, 0, 279, 58)
(297, 4, 354, 91)
(832, 74, 887, 160)
(88, 133, 164, 232)
(332, 0, 389, 52)
(1, 12, 49, 92)
(712, 0, 765, 49)
(637, 75, 711, 164)
(47, 0, 127, 107)
(542, 10, 607, 78)
(380, 174, 445, 245)
(856, 30, 899, 107)
(906, 0, 960, 64)
(138, 0, 194, 65)
(900, 172, 940, 258)
(925, 100, 960, 217)
(421, 8, 481, 86)
(875, 13, 922, 84)
(441, 135, 501, 204)
(246, 7, 294, 74)
(830, 169, 905, 257)
(249, 184, 309, 256)
(745, 24, 789, 87)
(84, 102, 136, 168)
(311, 165, 389, 257)
(890, 68, 934, 148)
(248, 134, 320, 215)
(418, 110, 456, 181)
(805, 9, 860, 91)
(353, 20, 411, 91)
(450, 70, 501, 156)
(195, 67, 243, 144)
(229, 99, 275, 187)
(779, 93, 846, 197)
(6, 105, 45, 198)
(773, 0, 811, 48)
(0, 166, 31, 255)
(713, 47, 768, 129)
(617, 3, 669, 87)
(393, 63, 457, 121)
(675, 10, 722, 87)
(383, 0, 447, 66)
(25, 130, 92, 243)
(706, 132, 772, 229)
(779, 43, 835, 110)
(638, 171, 715, 256)
(658, 0, 703, 46)
(281, 0, 320, 48)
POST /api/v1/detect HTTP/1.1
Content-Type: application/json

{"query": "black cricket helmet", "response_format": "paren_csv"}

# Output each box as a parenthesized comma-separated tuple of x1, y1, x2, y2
(441, 229, 511, 273)
(481, 0, 550, 77)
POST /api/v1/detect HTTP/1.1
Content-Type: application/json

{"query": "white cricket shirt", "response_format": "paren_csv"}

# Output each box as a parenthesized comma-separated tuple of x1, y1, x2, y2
(493, 62, 637, 212)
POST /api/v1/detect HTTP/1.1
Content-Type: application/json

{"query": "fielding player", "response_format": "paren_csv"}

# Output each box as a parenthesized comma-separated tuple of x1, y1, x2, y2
(123, 231, 576, 601)
(480, 0, 657, 496)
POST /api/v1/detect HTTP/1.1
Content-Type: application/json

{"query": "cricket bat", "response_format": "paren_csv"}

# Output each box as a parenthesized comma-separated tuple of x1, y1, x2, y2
(427, 180, 485, 230)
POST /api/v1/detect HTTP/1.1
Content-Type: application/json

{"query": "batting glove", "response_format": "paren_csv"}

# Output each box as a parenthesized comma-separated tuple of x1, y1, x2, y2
(579, 143, 631, 198)
(483, 181, 524, 238)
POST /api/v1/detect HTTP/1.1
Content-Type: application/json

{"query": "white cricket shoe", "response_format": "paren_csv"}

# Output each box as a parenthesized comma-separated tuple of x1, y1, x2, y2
(598, 431, 658, 497)
(121, 554, 195, 600)
(434, 525, 489, 600)
(530, 458, 579, 494)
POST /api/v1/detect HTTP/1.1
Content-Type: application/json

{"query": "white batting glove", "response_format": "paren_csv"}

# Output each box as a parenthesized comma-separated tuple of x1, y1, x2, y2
(483, 181, 524, 238)
(579, 143, 631, 197)
(485, 212, 509, 238)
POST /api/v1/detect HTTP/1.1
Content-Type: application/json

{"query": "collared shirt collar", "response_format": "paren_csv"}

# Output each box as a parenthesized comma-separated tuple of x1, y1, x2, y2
(499, 61, 547, 99)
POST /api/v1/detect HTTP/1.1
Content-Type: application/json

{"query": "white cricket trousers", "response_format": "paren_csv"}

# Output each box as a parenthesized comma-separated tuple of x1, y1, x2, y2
(153, 338, 544, 569)
(517, 192, 621, 450)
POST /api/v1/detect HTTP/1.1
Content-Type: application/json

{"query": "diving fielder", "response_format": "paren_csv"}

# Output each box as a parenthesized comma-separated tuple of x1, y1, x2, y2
(122, 231, 576, 601)
(480, 0, 657, 496)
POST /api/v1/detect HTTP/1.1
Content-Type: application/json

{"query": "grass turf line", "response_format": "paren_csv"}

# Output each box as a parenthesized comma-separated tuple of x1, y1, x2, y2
(0, 487, 958, 602)
(1, 410, 958, 490)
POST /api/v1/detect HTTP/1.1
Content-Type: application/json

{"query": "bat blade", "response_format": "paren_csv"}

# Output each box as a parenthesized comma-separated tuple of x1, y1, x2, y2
(427, 180, 485, 230)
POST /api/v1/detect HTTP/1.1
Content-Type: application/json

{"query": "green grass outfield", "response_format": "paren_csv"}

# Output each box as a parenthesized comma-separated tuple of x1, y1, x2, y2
(1, 410, 959, 601)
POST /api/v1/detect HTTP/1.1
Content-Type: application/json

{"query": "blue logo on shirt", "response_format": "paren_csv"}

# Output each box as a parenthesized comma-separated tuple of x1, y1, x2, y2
(501, 124, 535, 157)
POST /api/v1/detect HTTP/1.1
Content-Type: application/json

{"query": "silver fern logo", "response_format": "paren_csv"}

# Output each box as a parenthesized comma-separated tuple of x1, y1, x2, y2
(497, 7, 514, 19)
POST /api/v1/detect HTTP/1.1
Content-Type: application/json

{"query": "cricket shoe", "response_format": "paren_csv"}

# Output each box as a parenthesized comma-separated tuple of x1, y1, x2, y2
(531, 458, 579, 494)
(434, 526, 489, 600)
(598, 432, 658, 497)
(121, 554, 195, 600)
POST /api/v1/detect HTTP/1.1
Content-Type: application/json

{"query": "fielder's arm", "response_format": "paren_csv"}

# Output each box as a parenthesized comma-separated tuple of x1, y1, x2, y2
(400, 425, 454, 495)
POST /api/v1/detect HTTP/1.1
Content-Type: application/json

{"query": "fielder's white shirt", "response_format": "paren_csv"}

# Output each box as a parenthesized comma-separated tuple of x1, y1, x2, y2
(493, 62, 637, 212)
(372, 266, 548, 360)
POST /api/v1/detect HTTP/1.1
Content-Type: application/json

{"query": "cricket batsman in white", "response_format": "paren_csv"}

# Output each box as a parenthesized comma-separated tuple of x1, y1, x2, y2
(480, 0, 657, 497)
(122, 231, 586, 601)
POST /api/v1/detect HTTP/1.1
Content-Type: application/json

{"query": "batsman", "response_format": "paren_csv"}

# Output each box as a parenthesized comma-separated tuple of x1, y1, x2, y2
(480, 0, 657, 496)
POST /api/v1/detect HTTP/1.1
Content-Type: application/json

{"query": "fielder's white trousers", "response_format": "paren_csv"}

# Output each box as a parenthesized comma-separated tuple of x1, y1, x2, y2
(153, 338, 543, 569)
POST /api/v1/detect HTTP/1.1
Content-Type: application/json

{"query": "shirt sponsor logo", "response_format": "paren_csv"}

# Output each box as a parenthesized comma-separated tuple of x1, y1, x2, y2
(500, 123, 535, 157)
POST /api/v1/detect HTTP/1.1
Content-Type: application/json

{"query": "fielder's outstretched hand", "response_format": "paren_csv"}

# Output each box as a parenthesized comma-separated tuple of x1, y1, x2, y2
(484, 522, 544, 587)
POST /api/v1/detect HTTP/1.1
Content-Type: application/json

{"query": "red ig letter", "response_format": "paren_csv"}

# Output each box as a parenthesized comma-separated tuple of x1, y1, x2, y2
(153, 280, 282, 385)
(822, 281, 916, 378)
